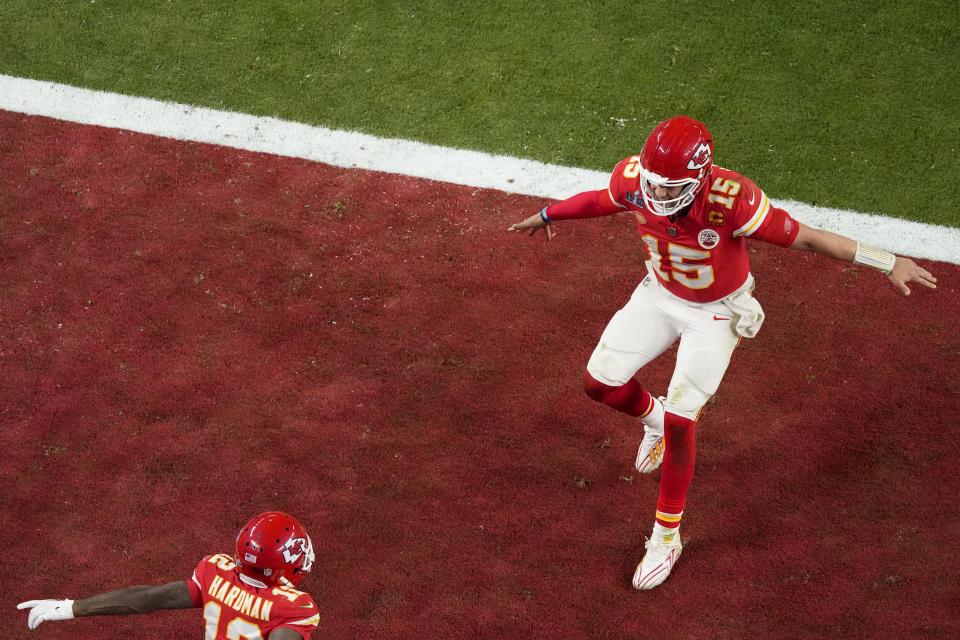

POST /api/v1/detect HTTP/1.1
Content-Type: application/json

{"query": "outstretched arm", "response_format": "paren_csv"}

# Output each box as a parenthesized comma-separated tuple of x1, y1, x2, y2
(73, 581, 195, 616)
(789, 222, 937, 295)
(507, 189, 622, 241)
(18, 581, 195, 629)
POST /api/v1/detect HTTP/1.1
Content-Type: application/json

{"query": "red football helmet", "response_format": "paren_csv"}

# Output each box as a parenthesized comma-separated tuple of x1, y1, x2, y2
(234, 512, 315, 588)
(638, 116, 714, 216)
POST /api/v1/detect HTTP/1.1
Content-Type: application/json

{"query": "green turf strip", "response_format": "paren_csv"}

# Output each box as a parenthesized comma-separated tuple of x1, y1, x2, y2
(0, 1, 956, 227)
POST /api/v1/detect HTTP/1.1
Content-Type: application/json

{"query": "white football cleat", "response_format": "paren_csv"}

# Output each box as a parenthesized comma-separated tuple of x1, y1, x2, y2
(635, 428, 664, 473)
(635, 396, 666, 473)
(632, 531, 682, 590)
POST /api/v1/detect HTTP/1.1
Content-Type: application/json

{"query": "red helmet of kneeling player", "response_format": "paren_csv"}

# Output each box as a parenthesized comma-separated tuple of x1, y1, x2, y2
(639, 116, 714, 216)
(234, 512, 315, 588)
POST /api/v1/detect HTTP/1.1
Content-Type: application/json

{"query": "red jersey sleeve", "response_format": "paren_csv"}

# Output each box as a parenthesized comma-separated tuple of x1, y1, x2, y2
(726, 175, 800, 247)
(607, 156, 643, 208)
(752, 204, 799, 247)
(543, 188, 621, 221)
(187, 564, 204, 607)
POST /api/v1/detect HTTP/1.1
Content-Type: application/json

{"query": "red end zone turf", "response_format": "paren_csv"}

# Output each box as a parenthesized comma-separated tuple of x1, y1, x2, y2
(1, 110, 958, 639)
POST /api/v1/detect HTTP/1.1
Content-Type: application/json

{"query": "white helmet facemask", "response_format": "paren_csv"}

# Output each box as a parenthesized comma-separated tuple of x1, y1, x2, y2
(639, 167, 700, 217)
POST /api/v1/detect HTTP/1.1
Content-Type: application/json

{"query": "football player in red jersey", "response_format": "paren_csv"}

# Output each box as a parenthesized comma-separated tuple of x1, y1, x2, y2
(18, 512, 320, 639)
(508, 116, 937, 590)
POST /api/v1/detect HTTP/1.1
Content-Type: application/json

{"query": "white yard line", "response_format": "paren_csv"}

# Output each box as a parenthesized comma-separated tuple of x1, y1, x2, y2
(1, 74, 957, 265)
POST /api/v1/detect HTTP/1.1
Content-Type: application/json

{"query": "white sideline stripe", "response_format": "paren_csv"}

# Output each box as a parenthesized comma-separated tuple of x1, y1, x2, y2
(1, 74, 957, 265)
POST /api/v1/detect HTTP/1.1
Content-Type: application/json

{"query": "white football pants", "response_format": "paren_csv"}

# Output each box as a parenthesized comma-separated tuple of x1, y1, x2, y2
(586, 273, 747, 420)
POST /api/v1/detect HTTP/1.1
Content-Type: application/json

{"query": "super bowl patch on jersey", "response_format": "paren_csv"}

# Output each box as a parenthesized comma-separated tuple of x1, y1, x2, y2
(698, 229, 720, 249)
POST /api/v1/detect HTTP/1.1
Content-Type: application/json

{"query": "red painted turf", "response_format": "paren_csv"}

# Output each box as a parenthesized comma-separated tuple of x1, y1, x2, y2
(1, 110, 958, 639)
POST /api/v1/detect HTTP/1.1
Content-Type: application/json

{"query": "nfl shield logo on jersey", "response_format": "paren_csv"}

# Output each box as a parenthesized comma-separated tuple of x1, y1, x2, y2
(697, 229, 720, 249)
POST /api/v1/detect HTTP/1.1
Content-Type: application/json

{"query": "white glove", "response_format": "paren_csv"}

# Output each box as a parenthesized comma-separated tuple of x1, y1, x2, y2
(17, 599, 75, 629)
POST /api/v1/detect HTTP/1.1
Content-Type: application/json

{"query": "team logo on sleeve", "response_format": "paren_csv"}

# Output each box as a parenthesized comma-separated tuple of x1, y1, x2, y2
(697, 229, 720, 249)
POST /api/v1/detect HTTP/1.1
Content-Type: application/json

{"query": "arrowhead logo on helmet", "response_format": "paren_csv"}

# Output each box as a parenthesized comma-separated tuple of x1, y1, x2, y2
(281, 536, 314, 570)
(687, 142, 712, 171)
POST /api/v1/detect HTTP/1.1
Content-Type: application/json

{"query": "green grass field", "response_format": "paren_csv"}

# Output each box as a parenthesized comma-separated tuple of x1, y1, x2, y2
(1, 0, 956, 227)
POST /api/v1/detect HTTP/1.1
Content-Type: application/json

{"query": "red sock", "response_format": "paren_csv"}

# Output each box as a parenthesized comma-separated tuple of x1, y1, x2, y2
(582, 370, 656, 418)
(656, 412, 697, 527)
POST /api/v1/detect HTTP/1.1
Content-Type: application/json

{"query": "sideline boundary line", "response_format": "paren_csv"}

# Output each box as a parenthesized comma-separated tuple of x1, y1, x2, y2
(1, 74, 957, 265)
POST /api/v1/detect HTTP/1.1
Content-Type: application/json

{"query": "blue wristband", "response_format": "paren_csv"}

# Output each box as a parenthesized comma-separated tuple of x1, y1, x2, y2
(540, 207, 553, 223)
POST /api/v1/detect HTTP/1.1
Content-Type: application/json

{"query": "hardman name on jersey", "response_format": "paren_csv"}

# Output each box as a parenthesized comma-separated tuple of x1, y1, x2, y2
(206, 574, 274, 622)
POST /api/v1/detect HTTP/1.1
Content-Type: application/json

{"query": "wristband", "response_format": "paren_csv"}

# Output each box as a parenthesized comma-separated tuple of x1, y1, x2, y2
(853, 242, 896, 274)
(540, 207, 553, 224)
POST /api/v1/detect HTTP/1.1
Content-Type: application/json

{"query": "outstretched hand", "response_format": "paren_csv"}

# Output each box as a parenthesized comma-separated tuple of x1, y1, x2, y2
(507, 211, 554, 241)
(889, 257, 937, 295)
(18, 600, 75, 629)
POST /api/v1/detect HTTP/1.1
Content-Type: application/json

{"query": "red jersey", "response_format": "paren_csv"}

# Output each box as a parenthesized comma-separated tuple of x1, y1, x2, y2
(544, 157, 800, 303)
(188, 553, 319, 640)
